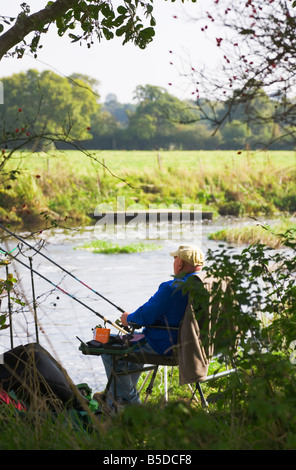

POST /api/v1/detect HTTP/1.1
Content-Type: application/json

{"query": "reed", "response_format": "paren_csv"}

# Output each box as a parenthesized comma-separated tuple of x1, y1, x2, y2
(209, 218, 296, 247)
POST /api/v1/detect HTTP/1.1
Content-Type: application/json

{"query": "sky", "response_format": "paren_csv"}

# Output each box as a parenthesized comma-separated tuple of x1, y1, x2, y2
(0, 0, 221, 104)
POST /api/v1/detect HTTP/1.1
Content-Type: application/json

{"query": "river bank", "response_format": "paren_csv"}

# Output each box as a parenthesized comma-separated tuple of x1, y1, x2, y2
(1, 151, 296, 450)
(209, 216, 296, 247)
(1, 216, 296, 450)
(1, 150, 295, 228)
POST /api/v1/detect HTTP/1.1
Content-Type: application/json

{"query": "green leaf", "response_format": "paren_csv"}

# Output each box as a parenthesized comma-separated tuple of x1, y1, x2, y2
(114, 14, 127, 27)
(116, 25, 128, 37)
(102, 28, 114, 40)
(101, 4, 114, 19)
(10, 297, 26, 306)
(139, 27, 155, 39)
(117, 6, 127, 14)
(68, 33, 80, 42)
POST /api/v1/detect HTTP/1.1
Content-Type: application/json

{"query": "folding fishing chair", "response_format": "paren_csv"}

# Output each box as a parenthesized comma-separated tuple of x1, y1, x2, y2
(121, 346, 237, 409)
(78, 323, 237, 412)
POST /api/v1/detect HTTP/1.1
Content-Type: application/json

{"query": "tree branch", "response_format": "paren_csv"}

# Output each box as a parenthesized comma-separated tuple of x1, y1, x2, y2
(0, 0, 79, 61)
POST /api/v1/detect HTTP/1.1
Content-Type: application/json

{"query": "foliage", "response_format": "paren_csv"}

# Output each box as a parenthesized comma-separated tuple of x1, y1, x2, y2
(0, 260, 19, 331)
(1, 70, 100, 145)
(2, 73, 296, 151)
(195, 227, 296, 442)
(206, 229, 296, 357)
(126, 85, 198, 146)
(0, 0, 162, 61)
(1, 2, 296, 150)
(69, 84, 296, 150)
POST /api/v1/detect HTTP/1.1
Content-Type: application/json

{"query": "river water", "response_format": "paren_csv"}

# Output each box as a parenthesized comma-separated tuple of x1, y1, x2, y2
(0, 216, 267, 393)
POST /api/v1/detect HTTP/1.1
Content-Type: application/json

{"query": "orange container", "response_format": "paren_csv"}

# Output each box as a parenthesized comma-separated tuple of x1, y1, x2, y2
(93, 327, 110, 343)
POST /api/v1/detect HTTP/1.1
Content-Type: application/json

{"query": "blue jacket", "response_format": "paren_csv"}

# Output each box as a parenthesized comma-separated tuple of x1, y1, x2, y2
(127, 273, 195, 355)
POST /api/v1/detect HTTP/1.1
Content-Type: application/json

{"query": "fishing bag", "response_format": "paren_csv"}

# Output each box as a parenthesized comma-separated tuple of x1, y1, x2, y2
(0, 342, 88, 411)
(0, 387, 27, 412)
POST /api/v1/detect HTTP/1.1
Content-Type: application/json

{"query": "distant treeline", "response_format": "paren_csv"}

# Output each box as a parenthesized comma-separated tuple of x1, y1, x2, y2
(1, 69, 295, 151)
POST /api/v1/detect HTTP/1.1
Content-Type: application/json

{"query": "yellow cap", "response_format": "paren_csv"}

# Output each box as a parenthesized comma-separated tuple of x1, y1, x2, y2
(170, 245, 205, 266)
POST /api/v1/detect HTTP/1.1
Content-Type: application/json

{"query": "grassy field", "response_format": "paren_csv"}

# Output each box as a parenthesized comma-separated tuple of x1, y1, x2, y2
(1, 149, 296, 227)
(12, 148, 296, 172)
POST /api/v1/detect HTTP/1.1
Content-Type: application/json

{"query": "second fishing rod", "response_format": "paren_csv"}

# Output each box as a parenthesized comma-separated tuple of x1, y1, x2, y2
(0, 244, 128, 335)
(0, 223, 125, 314)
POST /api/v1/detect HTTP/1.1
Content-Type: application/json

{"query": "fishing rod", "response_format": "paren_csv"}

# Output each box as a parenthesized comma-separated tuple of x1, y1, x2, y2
(0, 223, 125, 313)
(0, 245, 127, 335)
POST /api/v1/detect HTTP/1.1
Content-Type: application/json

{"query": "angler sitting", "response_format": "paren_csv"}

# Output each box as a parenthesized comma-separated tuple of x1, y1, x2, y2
(99, 244, 205, 412)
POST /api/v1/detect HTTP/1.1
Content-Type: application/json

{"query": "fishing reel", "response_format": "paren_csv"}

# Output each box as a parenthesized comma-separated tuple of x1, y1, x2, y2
(115, 318, 132, 334)
(115, 319, 142, 335)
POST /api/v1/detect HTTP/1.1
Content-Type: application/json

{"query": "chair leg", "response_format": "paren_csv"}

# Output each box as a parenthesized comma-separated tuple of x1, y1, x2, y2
(193, 382, 209, 409)
(187, 383, 199, 404)
(143, 366, 159, 404)
(138, 370, 153, 394)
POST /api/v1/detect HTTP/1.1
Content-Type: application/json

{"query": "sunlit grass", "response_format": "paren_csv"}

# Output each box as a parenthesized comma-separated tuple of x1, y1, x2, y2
(75, 240, 162, 253)
(2, 149, 296, 226)
(9, 148, 296, 173)
(209, 218, 296, 247)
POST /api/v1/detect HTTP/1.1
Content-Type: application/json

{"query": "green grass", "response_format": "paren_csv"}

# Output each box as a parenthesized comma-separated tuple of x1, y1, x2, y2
(209, 218, 296, 247)
(75, 240, 162, 253)
(1, 149, 296, 227)
(2, 356, 295, 450)
(0, 359, 243, 450)
(10, 148, 296, 173)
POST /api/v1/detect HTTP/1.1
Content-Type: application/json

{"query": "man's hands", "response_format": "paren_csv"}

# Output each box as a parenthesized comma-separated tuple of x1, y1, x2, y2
(120, 312, 129, 326)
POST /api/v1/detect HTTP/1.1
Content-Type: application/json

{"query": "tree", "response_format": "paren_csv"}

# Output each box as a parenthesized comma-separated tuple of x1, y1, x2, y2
(221, 120, 249, 149)
(88, 109, 120, 149)
(1, 69, 100, 145)
(104, 94, 135, 126)
(127, 84, 198, 148)
(178, 0, 296, 149)
(0, 0, 160, 61)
